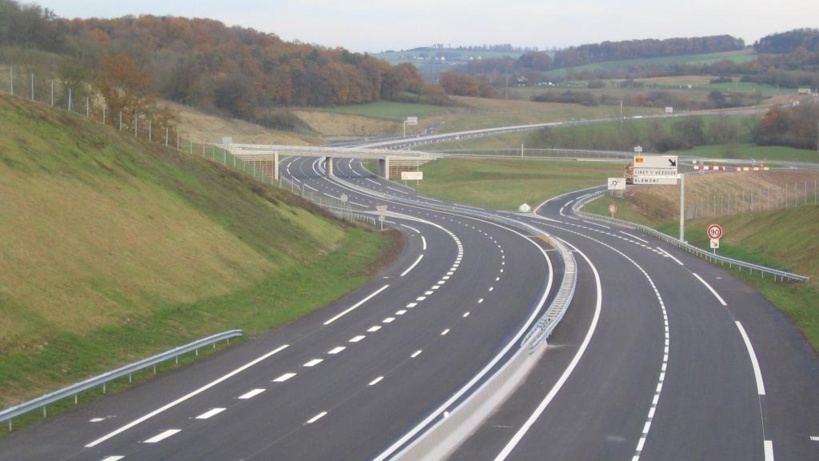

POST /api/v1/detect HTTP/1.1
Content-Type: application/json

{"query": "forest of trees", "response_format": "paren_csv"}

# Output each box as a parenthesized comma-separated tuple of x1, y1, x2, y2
(0, 0, 451, 127)
(754, 28, 819, 53)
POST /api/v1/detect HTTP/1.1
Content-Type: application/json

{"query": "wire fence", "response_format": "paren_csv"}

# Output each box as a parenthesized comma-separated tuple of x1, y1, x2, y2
(685, 178, 819, 220)
(0, 64, 375, 226)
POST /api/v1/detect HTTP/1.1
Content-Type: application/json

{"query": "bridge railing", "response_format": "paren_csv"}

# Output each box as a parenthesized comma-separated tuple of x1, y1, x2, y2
(573, 191, 809, 282)
(1, 330, 244, 431)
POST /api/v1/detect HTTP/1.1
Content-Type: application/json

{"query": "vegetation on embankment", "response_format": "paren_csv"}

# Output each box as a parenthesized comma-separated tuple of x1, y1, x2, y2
(0, 94, 399, 407)
(582, 173, 819, 352)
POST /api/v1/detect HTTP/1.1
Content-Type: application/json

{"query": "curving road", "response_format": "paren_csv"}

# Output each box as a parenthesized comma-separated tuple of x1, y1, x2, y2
(0, 157, 560, 460)
(2, 149, 816, 461)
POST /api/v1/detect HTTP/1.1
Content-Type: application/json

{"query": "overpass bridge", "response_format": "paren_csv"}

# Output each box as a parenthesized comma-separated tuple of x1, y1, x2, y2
(224, 143, 440, 181)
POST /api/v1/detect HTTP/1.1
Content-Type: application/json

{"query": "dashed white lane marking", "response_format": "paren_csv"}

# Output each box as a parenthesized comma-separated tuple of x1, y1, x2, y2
(367, 325, 382, 333)
(306, 412, 327, 424)
(735, 322, 766, 396)
(396, 310, 407, 316)
(324, 284, 390, 325)
(656, 247, 684, 266)
(692, 273, 728, 306)
(369, 376, 384, 386)
(406, 302, 417, 308)
(441, 329, 450, 336)
(621, 231, 649, 243)
(273, 373, 297, 382)
(239, 389, 266, 400)
(424, 290, 434, 295)
(85, 344, 289, 448)
(143, 429, 181, 444)
(303, 358, 323, 367)
(349, 335, 366, 343)
(196, 408, 226, 420)
(328, 346, 346, 354)
(416, 296, 427, 301)
(101, 457, 124, 461)
(478, 298, 484, 304)
(421, 236, 427, 250)
(383, 317, 395, 324)
(764, 440, 774, 461)
(463, 312, 470, 318)
(411, 350, 422, 358)
(810, 436, 819, 441)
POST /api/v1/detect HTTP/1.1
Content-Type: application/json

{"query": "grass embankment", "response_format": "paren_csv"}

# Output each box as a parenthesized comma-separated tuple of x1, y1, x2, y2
(0, 95, 398, 408)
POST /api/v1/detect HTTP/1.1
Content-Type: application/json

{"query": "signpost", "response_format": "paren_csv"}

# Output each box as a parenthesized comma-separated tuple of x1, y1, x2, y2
(376, 205, 388, 231)
(631, 153, 682, 240)
(608, 203, 618, 218)
(707, 223, 723, 254)
(608, 178, 626, 191)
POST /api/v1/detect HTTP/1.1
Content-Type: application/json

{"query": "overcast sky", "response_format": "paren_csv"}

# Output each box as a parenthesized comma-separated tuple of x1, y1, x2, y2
(37, 0, 818, 53)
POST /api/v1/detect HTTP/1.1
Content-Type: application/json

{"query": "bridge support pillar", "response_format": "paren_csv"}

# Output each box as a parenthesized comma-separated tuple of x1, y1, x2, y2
(378, 156, 391, 180)
(325, 156, 334, 177)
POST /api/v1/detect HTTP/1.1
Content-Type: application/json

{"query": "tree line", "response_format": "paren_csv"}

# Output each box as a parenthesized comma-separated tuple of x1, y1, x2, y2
(0, 0, 451, 128)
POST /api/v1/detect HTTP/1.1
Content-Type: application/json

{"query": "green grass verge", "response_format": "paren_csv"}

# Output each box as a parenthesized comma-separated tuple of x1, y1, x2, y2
(415, 158, 622, 210)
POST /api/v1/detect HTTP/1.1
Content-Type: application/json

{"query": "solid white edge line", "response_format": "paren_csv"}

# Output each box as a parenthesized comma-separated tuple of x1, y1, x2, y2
(400, 224, 421, 234)
(306, 411, 327, 424)
(422, 236, 427, 251)
(692, 273, 727, 306)
(656, 247, 684, 266)
(85, 345, 289, 448)
(621, 231, 649, 244)
(735, 321, 766, 396)
(401, 254, 424, 277)
(100, 457, 124, 461)
(323, 284, 390, 325)
(494, 241, 602, 461)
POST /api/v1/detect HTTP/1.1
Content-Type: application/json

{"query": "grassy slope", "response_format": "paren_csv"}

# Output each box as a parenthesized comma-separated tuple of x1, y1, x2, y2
(0, 95, 396, 406)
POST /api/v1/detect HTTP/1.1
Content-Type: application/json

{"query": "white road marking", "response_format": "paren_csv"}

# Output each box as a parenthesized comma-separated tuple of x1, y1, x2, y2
(462, 312, 470, 318)
(416, 296, 427, 301)
(90, 418, 107, 423)
(621, 231, 649, 243)
(401, 255, 424, 277)
(396, 309, 407, 316)
(411, 350, 422, 358)
(85, 344, 289, 448)
(349, 335, 366, 343)
(100, 457, 124, 461)
(328, 346, 346, 354)
(369, 376, 384, 386)
(736, 322, 766, 396)
(656, 247, 684, 266)
(693, 273, 727, 306)
(764, 440, 774, 461)
(273, 373, 297, 382)
(406, 303, 417, 308)
(494, 242, 601, 461)
(196, 408, 226, 420)
(383, 317, 395, 323)
(324, 284, 390, 325)
(421, 236, 427, 250)
(441, 329, 450, 336)
(400, 224, 420, 233)
(306, 412, 327, 424)
(303, 358, 323, 367)
(238, 388, 266, 399)
(424, 290, 434, 295)
(143, 429, 181, 444)
(810, 436, 819, 441)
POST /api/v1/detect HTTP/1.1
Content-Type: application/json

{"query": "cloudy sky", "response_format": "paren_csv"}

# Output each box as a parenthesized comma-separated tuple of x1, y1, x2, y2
(37, 0, 817, 52)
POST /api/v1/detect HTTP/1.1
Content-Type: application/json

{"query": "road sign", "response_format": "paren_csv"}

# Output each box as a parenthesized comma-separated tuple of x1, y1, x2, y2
(608, 203, 618, 215)
(608, 177, 626, 190)
(633, 176, 679, 185)
(633, 168, 679, 177)
(710, 238, 720, 249)
(401, 171, 423, 181)
(633, 155, 678, 169)
(405, 116, 418, 125)
(707, 223, 723, 240)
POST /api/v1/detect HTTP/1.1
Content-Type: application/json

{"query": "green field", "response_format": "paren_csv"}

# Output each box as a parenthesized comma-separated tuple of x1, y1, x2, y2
(0, 95, 396, 409)
(415, 158, 623, 210)
(320, 101, 451, 121)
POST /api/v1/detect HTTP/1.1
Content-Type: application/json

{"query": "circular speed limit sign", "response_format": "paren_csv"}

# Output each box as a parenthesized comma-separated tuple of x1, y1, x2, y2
(608, 203, 618, 215)
(707, 223, 723, 240)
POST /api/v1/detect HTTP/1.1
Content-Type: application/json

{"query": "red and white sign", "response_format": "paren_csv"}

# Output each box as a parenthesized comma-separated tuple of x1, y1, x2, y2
(608, 203, 618, 215)
(707, 223, 723, 240)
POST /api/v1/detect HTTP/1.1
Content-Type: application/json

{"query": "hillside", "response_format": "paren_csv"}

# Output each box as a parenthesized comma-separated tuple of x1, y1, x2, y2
(0, 95, 397, 407)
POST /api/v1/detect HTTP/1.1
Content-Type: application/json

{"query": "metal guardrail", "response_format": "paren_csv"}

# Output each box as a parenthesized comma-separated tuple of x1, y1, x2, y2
(1, 329, 244, 430)
(573, 191, 810, 282)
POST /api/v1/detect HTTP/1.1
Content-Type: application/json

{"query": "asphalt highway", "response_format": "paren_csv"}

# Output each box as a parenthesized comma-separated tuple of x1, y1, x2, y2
(451, 188, 819, 461)
(0, 157, 559, 460)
